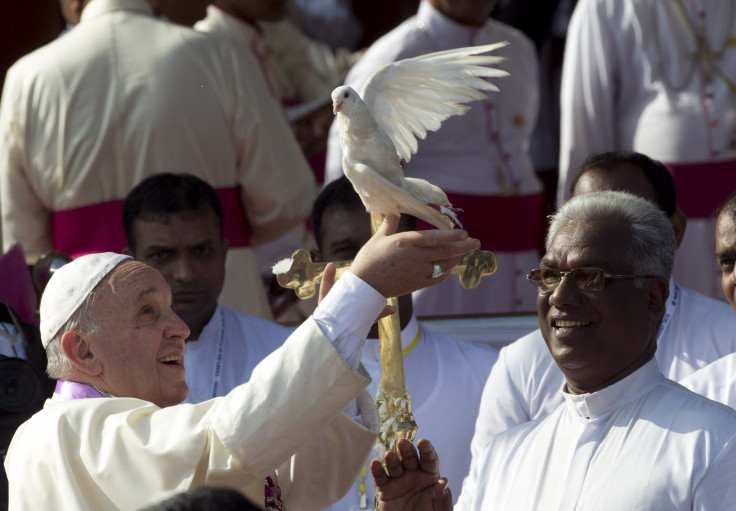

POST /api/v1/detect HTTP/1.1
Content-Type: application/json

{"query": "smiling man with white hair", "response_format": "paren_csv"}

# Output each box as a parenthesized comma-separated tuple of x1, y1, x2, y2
(370, 191, 736, 511)
(4, 217, 479, 510)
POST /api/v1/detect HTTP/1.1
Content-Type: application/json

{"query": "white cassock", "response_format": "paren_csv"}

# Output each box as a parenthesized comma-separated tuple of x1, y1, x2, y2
(182, 304, 292, 404)
(4, 272, 382, 511)
(194, 6, 326, 276)
(0, 0, 316, 320)
(322, 316, 498, 510)
(681, 354, 736, 409)
(324, 0, 543, 315)
(457, 359, 736, 510)
(559, 0, 736, 299)
(469, 280, 736, 454)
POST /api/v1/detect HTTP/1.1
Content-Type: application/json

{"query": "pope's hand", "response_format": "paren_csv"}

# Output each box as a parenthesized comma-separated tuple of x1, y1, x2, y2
(349, 215, 479, 298)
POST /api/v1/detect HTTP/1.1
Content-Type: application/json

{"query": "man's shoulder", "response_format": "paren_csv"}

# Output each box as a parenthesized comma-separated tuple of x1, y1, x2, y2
(501, 328, 552, 364)
(421, 324, 499, 360)
(656, 377, 736, 428)
(674, 284, 736, 335)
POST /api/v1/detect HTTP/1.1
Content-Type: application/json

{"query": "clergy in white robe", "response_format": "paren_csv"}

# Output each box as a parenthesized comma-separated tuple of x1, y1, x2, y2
(0, 0, 317, 320)
(324, 0, 544, 316)
(559, 0, 736, 299)
(470, 150, 736, 452)
(678, 191, 736, 410)
(458, 359, 736, 511)
(6, 217, 480, 510)
(470, 277, 736, 447)
(371, 191, 736, 511)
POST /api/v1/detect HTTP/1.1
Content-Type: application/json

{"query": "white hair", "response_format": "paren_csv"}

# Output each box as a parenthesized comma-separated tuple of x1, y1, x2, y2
(45, 291, 101, 380)
(548, 190, 675, 279)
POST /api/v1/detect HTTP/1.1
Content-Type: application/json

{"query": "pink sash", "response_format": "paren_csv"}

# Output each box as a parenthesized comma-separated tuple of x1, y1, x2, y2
(52, 186, 252, 259)
(416, 191, 547, 252)
(664, 160, 736, 218)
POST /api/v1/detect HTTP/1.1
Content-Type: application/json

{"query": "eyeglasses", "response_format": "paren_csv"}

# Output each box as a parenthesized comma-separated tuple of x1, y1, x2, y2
(526, 267, 659, 294)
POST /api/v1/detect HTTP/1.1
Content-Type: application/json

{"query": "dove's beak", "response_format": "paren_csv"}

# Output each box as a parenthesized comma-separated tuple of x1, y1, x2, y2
(333, 101, 342, 115)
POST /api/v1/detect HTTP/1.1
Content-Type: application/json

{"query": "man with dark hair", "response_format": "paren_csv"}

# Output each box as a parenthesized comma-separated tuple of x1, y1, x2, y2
(373, 191, 736, 510)
(468, 150, 736, 453)
(314, 177, 498, 509)
(122, 173, 290, 404)
(680, 190, 736, 407)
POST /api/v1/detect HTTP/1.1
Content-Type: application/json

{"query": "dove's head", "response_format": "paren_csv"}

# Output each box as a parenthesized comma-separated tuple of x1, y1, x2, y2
(331, 86, 361, 116)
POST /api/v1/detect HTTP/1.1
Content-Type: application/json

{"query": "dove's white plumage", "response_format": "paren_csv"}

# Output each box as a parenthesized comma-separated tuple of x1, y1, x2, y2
(332, 42, 509, 230)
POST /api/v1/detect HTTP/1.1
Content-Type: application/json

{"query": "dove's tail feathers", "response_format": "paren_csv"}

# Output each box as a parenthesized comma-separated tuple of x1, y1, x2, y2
(401, 178, 460, 230)
(405, 201, 456, 230)
(403, 177, 451, 206)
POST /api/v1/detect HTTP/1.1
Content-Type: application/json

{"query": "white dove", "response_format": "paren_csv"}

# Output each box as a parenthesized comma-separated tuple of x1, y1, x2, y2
(331, 41, 509, 230)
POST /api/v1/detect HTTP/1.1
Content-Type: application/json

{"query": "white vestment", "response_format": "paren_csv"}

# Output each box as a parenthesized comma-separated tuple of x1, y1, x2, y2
(681, 354, 736, 409)
(324, 0, 543, 315)
(322, 316, 498, 510)
(559, 0, 736, 299)
(182, 304, 292, 404)
(0, 0, 316, 319)
(457, 359, 736, 510)
(5, 272, 383, 510)
(469, 280, 736, 455)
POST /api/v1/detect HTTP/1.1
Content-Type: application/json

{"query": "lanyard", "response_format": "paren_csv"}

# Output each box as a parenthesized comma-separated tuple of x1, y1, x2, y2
(209, 308, 227, 399)
(357, 325, 422, 509)
(657, 283, 680, 341)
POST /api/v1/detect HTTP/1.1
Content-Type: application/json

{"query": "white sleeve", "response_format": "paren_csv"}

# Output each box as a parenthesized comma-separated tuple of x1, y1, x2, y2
(312, 269, 385, 369)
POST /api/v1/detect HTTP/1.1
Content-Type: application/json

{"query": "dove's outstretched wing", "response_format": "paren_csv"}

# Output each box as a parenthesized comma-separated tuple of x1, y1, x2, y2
(360, 42, 509, 164)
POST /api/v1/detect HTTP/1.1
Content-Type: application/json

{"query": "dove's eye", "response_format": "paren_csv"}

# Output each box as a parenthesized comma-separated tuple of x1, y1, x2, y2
(343, 91, 349, 99)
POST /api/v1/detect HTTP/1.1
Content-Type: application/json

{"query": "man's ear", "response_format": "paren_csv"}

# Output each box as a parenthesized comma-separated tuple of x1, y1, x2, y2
(122, 246, 134, 257)
(60, 331, 102, 376)
(669, 210, 687, 249)
(646, 278, 669, 322)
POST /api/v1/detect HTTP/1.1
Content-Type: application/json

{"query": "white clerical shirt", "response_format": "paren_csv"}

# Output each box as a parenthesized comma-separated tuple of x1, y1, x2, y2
(457, 359, 736, 510)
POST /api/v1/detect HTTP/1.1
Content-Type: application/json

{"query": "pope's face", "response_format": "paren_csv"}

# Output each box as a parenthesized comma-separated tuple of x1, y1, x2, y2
(88, 262, 190, 407)
(538, 220, 660, 394)
(129, 208, 227, 340)
(716, 213, 736, 311)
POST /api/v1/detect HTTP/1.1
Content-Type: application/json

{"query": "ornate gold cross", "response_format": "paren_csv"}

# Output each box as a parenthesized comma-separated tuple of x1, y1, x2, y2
(275, 216, 496, 457)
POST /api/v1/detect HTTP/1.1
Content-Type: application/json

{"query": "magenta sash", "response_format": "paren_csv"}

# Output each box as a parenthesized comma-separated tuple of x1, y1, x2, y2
(416, 191, 547, 252)
(664, 160, 736, 218)
(52, 186, 253, 259)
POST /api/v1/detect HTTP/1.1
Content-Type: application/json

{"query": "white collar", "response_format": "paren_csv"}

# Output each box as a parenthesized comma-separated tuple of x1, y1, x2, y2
(563, 358, 663, 420)
(81, 0, 153, 23)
